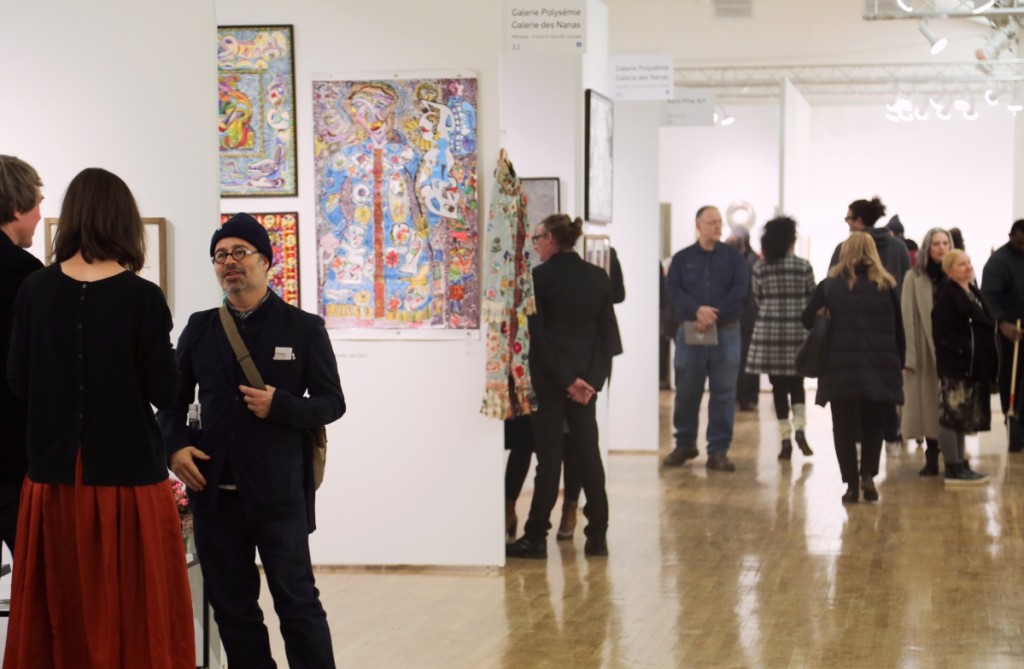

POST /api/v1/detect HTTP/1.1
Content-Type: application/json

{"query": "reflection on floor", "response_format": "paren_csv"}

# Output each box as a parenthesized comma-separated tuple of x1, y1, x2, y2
(260, 392, 1024, 668)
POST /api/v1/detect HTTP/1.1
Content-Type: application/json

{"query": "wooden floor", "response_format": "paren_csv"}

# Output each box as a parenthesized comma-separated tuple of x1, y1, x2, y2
(259, 392, 1024, 668)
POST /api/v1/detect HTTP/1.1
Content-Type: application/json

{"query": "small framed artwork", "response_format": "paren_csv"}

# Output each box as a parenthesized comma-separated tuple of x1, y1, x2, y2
(44, 217, 168, 294)
(585, 89, 614, 224)
(218, 25, 298, 197)
(583, 234, 611, 275)
(220, 212, 300, 306)
(520, 177, 560, 234)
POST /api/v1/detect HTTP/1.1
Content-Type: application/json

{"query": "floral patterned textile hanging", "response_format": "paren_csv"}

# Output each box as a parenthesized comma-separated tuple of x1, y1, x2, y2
(480, 156, 537, 419)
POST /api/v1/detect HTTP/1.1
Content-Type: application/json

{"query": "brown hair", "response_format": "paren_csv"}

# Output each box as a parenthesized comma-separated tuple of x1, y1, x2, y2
(0, 155, 42, 226)
(828, 231, 896, 291)
(540, 214, 583, 250)
(52, 168, 146, 272)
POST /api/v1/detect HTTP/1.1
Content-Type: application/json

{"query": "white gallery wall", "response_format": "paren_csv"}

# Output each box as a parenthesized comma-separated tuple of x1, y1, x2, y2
(659, 104, 782, 253)
(0, 0, 221, 331)
(215, 0, 504, 566)
(803, 106, 1016, 278)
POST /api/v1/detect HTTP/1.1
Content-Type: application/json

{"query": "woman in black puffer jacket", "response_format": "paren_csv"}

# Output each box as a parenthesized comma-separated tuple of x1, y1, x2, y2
(931, 248, 997, 485)
(802, 232, 905, 504)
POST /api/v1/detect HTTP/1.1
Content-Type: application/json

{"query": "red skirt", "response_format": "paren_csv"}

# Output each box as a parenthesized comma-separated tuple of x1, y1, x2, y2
(2, 455, 195, 669)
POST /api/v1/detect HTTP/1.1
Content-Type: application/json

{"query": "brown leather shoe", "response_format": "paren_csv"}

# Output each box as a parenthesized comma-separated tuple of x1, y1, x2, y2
(556, 499, 578, 540)
(706, 453, 736, 471)
(663, 446, 699, 467)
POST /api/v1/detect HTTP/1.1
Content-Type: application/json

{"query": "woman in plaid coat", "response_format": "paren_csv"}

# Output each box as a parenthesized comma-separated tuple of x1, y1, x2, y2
(745, 217, 817, 459)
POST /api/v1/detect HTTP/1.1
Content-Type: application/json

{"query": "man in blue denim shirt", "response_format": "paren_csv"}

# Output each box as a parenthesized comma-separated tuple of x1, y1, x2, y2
(663, 206, 749, 471)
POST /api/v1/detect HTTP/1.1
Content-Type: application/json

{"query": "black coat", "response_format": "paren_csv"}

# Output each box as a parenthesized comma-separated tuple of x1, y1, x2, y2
(802, 272, 905, 407)
(528, 252, 623, 392)
(156, 291, 344, 530)
(932, 279, 999, 384)
(0, 232, 42, 484)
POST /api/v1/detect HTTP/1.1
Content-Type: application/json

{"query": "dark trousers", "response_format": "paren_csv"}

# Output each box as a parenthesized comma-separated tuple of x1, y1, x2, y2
(831, 400, 887, 483)
(768, 375, 804, 420)
(998, 335, 1024, 448)
(504, 416, 534, 501)
(0, 482, 20, 553)
(659, 335, 671, 388)
(563, 430, 583, 502)
(194, 491, 336, 669)
(524, 380, 608, 541)
(737, 323, 759, 406)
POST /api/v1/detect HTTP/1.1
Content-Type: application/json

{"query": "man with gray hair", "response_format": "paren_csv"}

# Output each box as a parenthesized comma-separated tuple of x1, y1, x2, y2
(0, 155, 44, 551)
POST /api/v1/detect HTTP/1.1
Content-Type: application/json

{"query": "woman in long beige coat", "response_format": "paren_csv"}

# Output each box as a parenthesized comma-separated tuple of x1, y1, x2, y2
(901, 228, 951, 475)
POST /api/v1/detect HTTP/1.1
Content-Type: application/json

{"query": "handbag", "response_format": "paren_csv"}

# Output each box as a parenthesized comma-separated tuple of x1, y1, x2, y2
(795, 284, 830, 378)
(218, 306, 327, 490)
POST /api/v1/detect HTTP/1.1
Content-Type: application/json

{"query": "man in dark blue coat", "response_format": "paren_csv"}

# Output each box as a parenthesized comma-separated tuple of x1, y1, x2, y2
(663, 205, 749, 472)
(158, 214, 345, 669)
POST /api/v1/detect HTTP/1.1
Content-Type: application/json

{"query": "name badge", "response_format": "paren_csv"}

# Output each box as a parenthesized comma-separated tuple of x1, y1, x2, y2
(274, 346, 295, 361)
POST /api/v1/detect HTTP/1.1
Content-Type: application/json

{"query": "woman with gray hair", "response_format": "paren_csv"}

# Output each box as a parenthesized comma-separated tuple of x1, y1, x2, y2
(901, 228, 951, 476)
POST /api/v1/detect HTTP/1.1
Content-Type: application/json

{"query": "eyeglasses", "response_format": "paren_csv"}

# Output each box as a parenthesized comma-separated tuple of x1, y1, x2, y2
(844, 216, 854, 223)
(531, 232, 548, 242)
(212, 247, 260, 264)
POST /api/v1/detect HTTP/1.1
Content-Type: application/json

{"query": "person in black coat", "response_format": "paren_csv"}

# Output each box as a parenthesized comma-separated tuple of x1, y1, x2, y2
(158, 214, 345, 669)
(932, 249, 996, 484)
(980, 219, 1024, 451)
(506, 214, 622, 560)
(0, 155, 44, 552)
(803, 232, 905, 504)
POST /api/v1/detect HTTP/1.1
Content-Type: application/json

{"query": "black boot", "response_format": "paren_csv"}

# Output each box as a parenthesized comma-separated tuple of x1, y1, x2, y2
(794, 430, 813, 456)
(778, 439, 793, 460)
(918, 447, 939, 476)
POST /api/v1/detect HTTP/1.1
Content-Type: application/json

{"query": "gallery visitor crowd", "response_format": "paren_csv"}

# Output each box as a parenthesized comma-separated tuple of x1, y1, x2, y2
(661, 198, 1024, 503)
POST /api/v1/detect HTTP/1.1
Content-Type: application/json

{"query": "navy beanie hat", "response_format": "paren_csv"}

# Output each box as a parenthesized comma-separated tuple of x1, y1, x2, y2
(211, 213, 273, 266)
(886, 214, 904, 236)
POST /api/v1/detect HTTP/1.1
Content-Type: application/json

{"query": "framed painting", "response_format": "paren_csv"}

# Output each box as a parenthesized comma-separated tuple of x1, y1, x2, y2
(219, 212, 300, 306)
(584, 89, 614, 224)
(520, 177, 560, 235)
(312, 73, 480, 332)
(218, 25, 298, 197)
(583, 233, 611, 275)
(44, 217, 168, 294)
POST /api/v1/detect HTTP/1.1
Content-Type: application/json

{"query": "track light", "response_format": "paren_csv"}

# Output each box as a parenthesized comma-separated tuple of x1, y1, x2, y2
(897, 0, 914, 12)
(914, 104, 930, 121)
(714, 105, 735, 127)
(936, 106, 952, 121)
(953, 90, 972, 112)
(973, 0, 996, 14)
(976, 18, 1021, 73)
(919, 20, 948, 55)
(963, 103, 979, 120)
(985, 88, 1000, 106)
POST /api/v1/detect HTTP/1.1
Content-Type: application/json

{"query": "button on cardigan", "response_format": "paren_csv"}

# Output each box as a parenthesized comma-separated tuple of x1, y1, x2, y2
(6, 264, 178, 486)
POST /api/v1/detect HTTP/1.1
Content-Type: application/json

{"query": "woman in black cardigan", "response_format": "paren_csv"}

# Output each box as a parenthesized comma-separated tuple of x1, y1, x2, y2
(4, 168, 194, 668)
(802, 232, 905, 504)
(931, 249, 996, 484)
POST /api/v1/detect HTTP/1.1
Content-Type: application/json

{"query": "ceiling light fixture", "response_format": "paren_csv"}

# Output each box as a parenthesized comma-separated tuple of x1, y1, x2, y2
(914, 104, 930, 121)
(985, 88, 1000, 106)
(936, 106, 952, 121)
(897, 0, 914, 12)
(953, 90, 972, 112)
(976, 18, 1021, 73)
(714, 105, 735, 127)
(963, 104, 980, 120)
(972, 0, 997, 14)
(919, 20, 948, 55)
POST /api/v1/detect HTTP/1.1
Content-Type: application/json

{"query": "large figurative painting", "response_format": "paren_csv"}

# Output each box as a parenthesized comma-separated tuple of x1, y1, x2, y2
(220, 212, 300, 306)
(218, 25, 298, 197)
(313, 74, 479, 331)
(585, 89, 613, 224)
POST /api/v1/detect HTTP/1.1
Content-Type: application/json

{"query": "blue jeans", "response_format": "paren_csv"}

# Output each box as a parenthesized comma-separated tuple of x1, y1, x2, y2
(673, 323, 741, 455)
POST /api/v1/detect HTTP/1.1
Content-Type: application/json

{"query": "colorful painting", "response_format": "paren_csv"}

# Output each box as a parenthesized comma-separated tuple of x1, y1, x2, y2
(313, 75, 479, 330)
(218, 25, 297, 197)
(220, 212, 300, 306)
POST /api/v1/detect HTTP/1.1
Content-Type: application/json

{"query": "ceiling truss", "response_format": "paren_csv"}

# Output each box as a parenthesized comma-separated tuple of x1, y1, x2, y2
(675, 60, 1024, 103)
